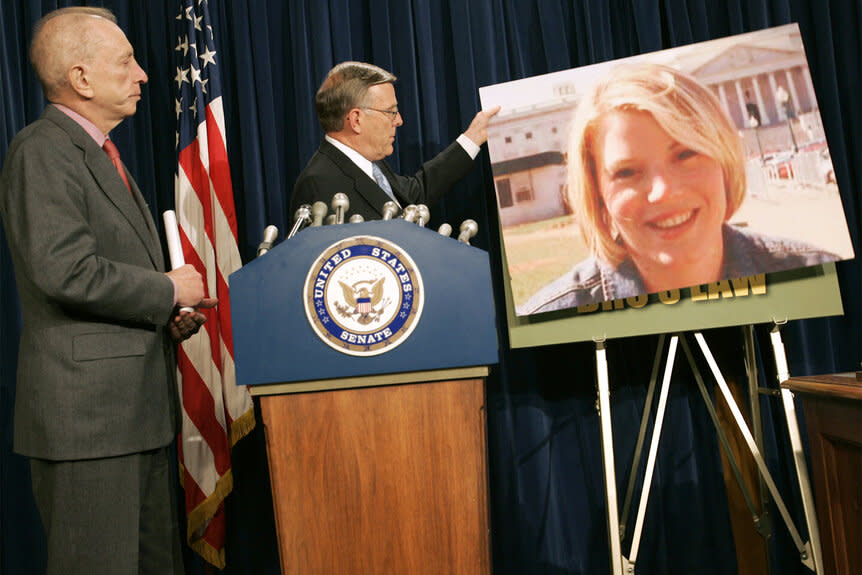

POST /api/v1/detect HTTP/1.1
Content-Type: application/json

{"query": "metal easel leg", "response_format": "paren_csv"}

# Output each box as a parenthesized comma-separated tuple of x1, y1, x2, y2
(693, 331, 817, 572)
(743, 325, 774, 546)
(769, 323, 824, 573)
(594, 338, 629, 575)
(625, 335, 679, 571)
(620, 334, 667, 540)
(678, 335, 762, 522)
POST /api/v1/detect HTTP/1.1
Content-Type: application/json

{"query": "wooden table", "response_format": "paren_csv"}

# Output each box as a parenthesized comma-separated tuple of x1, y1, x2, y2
(782, 373, 862, 575)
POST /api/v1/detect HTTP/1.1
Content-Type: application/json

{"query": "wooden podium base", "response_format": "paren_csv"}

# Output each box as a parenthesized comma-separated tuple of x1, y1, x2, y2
(258, 373, 490, 574)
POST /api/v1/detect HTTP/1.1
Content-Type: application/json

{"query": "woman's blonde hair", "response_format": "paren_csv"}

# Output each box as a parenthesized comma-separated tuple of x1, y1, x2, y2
(568, 63, 746, 266)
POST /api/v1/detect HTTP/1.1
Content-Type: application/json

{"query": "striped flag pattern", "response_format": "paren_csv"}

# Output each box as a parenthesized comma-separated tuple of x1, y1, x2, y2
(174, 0, 254, 567)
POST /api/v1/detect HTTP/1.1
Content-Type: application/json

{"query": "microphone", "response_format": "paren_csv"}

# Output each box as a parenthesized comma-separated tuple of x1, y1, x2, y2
(287, 205, 311, 239)
(416, 205, 430, 227)
(437, 223, 452, 237)
(257, 225, 279, 256)
(457, 219, 478, 244)
(349, 214, 365, 223)
(401, 205, 419, 223)
(310, 201, 328, 227)
(382, 201, 399, 220)
(331, 193, 349, 225)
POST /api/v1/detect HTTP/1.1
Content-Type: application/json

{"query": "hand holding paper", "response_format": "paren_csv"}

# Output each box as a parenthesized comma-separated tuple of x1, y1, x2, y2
(168, 299, 217, 343)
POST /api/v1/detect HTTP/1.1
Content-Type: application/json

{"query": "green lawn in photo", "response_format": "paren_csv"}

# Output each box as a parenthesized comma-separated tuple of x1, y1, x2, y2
(501, 215, 591, 308)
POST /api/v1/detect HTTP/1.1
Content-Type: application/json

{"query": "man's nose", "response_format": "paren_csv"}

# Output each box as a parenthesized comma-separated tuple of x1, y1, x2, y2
(134, 59, 148, 84)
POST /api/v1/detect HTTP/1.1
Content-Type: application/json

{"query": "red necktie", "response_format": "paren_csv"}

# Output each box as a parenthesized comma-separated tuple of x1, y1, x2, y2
(103, 139, 132, 195)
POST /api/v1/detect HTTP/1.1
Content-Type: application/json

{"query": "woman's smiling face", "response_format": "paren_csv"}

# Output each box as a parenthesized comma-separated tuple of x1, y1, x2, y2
(595, 109, 728, 275)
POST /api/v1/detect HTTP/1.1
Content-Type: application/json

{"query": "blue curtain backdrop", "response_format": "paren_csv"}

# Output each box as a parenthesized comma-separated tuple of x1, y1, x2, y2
(2, 1, 860, 574)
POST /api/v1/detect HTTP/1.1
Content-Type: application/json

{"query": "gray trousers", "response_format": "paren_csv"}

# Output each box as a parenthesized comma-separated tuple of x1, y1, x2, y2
(30, 446, 185, 575)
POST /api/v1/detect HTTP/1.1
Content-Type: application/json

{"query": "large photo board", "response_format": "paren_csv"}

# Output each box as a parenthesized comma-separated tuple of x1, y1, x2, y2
(480, 24, 853, 332)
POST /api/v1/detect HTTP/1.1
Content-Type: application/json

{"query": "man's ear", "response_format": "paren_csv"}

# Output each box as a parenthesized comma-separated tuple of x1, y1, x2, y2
(346, 108, 363, 134)
(68, 64, 94, 99)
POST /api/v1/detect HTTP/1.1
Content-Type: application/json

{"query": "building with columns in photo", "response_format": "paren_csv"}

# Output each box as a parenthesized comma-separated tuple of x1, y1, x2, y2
(488, 25, 832, 229)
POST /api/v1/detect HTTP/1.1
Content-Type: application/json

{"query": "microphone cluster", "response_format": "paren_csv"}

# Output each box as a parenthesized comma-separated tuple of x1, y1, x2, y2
(257, 194, 481, 257)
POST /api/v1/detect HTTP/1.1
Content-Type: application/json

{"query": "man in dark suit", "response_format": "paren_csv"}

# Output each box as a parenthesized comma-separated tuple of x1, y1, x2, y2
(0, 7, 212, 574)
(292, 61, 500, 221)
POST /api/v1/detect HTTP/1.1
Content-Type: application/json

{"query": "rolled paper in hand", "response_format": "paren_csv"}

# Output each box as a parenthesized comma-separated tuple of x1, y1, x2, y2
(162, 210, 194, 312)
(162, 210, 185, 270)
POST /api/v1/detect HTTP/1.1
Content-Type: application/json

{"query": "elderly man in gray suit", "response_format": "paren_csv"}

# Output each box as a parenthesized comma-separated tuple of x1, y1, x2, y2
(0, 7, 213, 574)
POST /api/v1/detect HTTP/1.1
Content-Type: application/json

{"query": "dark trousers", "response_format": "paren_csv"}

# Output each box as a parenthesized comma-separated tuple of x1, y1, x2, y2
(30, 446, 185, 575)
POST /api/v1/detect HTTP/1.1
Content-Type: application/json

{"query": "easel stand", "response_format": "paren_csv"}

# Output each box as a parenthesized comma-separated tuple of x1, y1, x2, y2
(595, 324, 823, 575)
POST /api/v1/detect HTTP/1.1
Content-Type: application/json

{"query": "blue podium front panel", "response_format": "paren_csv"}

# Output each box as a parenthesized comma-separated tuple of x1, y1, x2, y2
(230, 220, 498, 387)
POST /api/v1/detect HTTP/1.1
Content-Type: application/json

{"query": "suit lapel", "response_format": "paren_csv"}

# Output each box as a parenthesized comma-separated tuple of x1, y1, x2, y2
(127, 174, 164, 271)
(45, 107, 164, 270)
(83, 143, 164, 270)
(319, 140, 392, 218)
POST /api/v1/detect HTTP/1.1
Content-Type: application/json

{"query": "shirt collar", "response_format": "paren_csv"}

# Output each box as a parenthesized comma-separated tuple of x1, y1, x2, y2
(52, 103, 109, 147)
(325, 134, 375, 180)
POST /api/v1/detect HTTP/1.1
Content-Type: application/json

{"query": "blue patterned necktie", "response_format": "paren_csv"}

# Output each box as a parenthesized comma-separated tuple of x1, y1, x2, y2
(372, 163, 395, 201)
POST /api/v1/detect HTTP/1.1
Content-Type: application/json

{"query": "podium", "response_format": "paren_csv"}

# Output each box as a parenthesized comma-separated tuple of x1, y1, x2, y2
(230, 220, 498, 574)
(781, 373, 862, 575)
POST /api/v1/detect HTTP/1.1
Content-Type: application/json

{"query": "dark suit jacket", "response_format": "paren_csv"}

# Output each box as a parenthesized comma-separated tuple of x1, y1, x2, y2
(0, 105, 178, 461)
(291, 138, 475, 221)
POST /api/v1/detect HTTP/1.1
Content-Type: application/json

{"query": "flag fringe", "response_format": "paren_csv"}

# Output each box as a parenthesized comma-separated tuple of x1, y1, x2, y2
(229, 405, 255, 446)
(188, 533, 227, 569)
(176, 405, 254, 569)
(186, 469, 233, 540)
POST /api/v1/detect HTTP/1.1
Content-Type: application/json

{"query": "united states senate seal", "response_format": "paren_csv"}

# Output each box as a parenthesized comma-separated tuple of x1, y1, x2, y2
(303, 235, 424, 356)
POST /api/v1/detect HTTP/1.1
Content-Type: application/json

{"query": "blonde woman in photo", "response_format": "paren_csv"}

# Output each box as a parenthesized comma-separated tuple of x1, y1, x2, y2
(520, 63, 837, 314)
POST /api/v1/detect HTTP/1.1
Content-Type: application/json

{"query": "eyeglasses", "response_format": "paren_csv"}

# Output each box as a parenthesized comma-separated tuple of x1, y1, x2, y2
(364, 107, 400, 121)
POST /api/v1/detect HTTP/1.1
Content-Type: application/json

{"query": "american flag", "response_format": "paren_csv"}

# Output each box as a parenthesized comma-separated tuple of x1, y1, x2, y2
(174, 0, 254, 568)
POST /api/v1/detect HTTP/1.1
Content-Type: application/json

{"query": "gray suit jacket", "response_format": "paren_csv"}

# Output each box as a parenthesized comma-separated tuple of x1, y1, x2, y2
(0, 105, 178, 461)
(291, 138, 475, 221)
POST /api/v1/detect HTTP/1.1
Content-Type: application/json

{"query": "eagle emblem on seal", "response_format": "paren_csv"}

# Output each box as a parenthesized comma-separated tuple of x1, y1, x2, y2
(304, 234, 424, 356)
(335, 277, 387, 324)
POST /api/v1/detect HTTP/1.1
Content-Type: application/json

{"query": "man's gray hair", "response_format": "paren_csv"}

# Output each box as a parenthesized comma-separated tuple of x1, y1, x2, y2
(315, 61, 396, 133)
